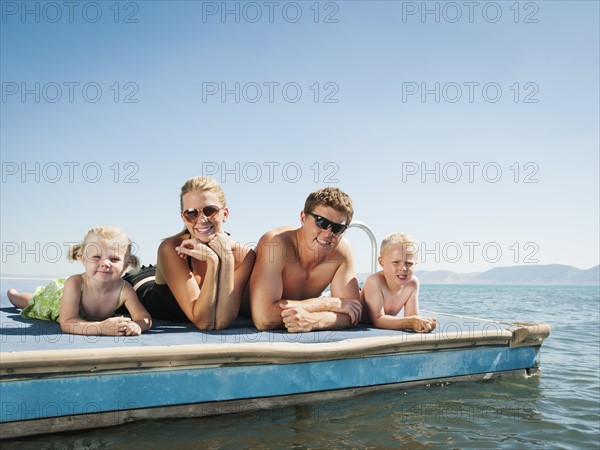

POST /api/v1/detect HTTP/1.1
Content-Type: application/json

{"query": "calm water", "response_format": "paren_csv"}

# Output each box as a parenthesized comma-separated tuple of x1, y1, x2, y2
(2, 283, 599, 449)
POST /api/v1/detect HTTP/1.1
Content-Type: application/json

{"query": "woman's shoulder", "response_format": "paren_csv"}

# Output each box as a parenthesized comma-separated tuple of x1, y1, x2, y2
(158, 233, 187, 251)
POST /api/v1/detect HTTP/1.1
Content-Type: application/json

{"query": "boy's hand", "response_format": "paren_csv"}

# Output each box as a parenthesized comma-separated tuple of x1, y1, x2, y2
(407, 316, 437, 333)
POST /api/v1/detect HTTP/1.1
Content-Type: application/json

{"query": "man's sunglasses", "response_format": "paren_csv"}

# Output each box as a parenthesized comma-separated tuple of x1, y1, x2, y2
(306, 212, 348, 235)
(182, 206, 221, 222)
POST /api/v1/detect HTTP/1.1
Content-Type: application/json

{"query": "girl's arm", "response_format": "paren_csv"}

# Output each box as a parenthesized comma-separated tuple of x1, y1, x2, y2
(59, 275, 133, 336)
(120, 283, 152, 335)
(157, 236, 219, 330)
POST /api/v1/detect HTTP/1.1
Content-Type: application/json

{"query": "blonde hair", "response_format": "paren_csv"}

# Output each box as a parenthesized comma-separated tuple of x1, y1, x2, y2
(178, 176, 227, 235)
(68, 226, 140, 269)
(380, 232, 418, 258)
(180, 176, 226, 211)
(303, 187, 354, 224)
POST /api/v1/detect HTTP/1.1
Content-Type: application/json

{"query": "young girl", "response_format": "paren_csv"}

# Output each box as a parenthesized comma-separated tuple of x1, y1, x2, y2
(7, 226, 152, 336)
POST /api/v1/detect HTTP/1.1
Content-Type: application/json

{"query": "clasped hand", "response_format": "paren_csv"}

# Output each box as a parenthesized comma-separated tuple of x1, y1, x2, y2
(176, 233, 233, 262)
(176, 237, 218, 262)
(100, 316, 142, 336)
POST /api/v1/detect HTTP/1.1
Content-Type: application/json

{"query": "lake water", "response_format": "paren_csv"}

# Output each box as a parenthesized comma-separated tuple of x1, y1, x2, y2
(1, 283, 599, 449)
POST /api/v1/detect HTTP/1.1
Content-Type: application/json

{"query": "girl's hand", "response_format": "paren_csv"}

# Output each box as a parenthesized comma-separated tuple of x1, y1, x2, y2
(176, 238, 218, 263)
(123, 321, 142, 336)
(99, 316, 133, 336)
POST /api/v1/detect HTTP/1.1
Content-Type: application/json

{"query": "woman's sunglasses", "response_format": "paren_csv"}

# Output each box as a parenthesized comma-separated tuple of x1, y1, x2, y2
(306, 212, 348, 236)
(182, 206, 221, 223)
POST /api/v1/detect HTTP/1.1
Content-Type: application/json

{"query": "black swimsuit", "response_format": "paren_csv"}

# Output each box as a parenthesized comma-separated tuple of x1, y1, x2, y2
(123, 264, 190, 322)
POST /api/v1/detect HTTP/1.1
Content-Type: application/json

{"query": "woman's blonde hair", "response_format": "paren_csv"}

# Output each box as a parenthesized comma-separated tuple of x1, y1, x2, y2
(68, 226, 140, 269)
(180, 176, 226, 211)
(178, 176, 226, 235)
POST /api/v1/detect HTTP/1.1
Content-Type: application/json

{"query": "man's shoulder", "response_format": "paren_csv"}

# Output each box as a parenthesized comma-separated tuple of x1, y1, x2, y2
(332, 236, 355, 259)
(259, 226, 297, 243)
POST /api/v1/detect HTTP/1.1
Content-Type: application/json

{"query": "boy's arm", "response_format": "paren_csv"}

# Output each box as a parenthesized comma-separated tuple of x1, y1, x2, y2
(403, 276, 420, 316)
(363, 275, 435, 333)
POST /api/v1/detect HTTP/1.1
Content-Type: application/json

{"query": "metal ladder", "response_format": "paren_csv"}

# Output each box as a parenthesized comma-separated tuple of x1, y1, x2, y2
(348, 221, 378, 274)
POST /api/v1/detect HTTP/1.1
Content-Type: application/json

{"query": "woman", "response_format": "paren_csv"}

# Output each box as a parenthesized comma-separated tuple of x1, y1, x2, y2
(127, 176, 255, 329)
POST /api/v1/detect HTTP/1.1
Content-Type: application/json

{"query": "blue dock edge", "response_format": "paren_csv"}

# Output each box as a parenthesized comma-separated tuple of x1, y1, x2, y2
(0, 302, 550, 439)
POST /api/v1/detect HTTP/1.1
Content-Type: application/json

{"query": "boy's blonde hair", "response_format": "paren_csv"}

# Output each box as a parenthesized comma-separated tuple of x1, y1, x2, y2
(380, 232, 418, 258)
(68, 226, 140, 269)
(303, 187, 354, 224)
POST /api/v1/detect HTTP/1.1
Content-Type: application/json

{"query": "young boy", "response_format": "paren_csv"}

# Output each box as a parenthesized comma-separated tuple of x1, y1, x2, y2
(361, 233, 436, 332)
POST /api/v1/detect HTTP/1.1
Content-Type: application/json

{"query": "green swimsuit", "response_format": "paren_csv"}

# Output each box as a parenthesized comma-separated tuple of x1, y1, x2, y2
(20, 276, 125, 322)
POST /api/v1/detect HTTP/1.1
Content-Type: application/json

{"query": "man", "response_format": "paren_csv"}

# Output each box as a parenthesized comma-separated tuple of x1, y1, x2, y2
(250, 187, 362, 332)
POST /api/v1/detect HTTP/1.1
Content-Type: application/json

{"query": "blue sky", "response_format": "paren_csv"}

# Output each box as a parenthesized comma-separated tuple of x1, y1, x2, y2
(1, 0, 598, 277)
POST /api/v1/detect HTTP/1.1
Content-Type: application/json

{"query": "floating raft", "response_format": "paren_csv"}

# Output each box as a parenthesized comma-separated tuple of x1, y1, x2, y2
(0, 296, 550, 439)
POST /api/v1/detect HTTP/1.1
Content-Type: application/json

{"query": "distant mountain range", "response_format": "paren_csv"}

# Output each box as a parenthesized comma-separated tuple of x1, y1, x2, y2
(413, 264, 599, 286)
(3, 264, 599, 286)
(357, 264, 599, 286)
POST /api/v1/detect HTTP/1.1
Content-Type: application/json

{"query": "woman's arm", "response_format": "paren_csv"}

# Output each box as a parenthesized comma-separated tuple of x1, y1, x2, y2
(209, 234, 256, 329)
(157, 235, 220, 330)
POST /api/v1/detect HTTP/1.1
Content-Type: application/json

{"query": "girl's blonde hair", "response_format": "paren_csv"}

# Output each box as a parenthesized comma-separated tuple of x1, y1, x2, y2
(68, 226, 140, 269)
(380, 232, 418, 258)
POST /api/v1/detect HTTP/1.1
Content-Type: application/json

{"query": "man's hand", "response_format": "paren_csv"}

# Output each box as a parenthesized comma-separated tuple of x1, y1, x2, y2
(279, 303, 321, 333)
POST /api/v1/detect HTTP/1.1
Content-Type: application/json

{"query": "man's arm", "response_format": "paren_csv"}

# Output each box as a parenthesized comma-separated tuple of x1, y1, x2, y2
(280, 241, 362, 332)
(249, 232, 287, 330)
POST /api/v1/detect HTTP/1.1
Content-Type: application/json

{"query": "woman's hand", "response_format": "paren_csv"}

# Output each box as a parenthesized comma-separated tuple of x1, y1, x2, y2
(207, 232, 234, 261)
(176, 238, 219, 263)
